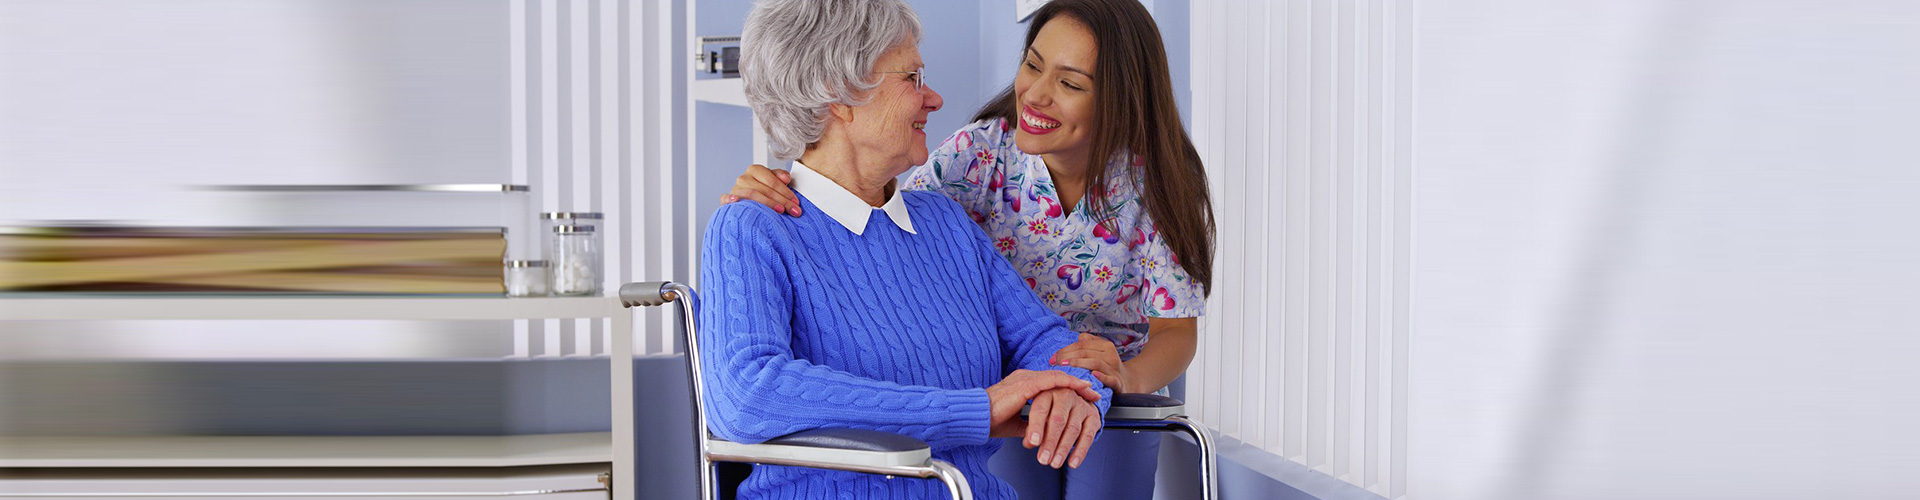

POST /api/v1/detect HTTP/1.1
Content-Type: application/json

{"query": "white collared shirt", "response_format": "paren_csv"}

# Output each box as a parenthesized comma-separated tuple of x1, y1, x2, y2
(789, 161, 917, 236)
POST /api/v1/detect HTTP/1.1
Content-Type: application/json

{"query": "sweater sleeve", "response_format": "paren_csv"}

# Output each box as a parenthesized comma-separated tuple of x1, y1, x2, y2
(956, 206, 1114, 415)
(697, 204, 994, 448)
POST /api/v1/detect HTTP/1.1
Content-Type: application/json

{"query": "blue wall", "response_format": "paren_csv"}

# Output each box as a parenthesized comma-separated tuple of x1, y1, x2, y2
(976, 1, 1026, 108)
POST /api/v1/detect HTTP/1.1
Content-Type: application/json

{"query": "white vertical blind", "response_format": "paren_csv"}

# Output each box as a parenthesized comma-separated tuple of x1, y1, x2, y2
(509, 0, 681, 357)
(1189, 0, 1414, 497)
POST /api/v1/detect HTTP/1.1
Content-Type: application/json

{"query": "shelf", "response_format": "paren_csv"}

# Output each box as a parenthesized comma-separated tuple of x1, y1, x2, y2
(0, 296, 621, 321)
(0, 432, 612, 468)
(0, 464, 611, 498)
(201, 184, 531, 193)
(692, 78, 748, 107)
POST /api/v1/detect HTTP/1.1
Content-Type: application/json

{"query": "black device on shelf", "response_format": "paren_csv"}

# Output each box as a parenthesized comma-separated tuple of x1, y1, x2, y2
(698, 35, 742, 78)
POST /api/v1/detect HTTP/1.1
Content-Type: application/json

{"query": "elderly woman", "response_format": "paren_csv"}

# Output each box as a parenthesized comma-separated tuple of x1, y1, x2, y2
(697, 1, 1112, 499)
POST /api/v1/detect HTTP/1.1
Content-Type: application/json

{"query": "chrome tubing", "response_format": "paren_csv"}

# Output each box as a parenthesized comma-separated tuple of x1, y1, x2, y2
(616, 281, 707, 499)
(927, 459, 974, 500)
(1166, 416, 1218, 500)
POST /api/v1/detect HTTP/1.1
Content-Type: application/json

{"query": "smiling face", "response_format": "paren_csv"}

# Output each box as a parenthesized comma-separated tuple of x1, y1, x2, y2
(1013, 15, 1099, 171)
(845, 41, 945, 175)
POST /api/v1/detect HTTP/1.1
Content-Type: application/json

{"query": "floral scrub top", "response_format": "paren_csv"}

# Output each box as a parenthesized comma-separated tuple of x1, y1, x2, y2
(905, 118, 1207, 360)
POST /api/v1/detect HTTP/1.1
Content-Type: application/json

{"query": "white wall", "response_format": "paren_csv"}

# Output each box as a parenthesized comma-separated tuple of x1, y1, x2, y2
(1189, 1, 1414, 498)
(1193, 0, 1920, 498)
(0, 0, 513, 226)
(1412, 1, 1920, 499)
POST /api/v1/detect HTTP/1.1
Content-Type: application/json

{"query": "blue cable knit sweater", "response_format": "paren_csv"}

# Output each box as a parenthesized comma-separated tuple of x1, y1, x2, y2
(698, 189, 1111, 500)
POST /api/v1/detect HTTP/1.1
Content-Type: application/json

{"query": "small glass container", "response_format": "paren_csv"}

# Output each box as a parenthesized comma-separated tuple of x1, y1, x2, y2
(550, 225, 602, 296)
(539, 212, 604, 260)
(504, 260, 550, 297)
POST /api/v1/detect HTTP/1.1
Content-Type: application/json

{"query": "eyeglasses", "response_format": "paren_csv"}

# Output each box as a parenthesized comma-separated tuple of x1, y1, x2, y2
(878, 68, 926, 93)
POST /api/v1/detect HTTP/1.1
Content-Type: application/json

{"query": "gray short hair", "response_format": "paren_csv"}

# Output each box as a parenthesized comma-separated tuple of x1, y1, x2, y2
(740, 0, 922, 161)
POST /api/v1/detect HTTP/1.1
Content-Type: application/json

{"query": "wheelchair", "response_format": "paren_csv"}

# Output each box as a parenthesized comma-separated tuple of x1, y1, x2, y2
(618, 281, 1217, 500)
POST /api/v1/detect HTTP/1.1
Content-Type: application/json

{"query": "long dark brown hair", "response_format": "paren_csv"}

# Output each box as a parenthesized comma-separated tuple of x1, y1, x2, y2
(973, 0, 1215, 295)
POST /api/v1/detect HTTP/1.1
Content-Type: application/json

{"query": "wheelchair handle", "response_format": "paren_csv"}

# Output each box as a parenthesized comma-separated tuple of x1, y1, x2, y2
(618, 281, 680, 307)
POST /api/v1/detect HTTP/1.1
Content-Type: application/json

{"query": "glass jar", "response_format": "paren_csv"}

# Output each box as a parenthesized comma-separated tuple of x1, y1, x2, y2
(539, 212, 603, 261)
(504, 260, 550, 297)
(549, 224, 601, 296)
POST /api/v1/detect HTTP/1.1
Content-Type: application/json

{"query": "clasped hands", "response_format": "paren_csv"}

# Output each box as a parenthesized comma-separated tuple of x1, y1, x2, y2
(985, 369, 1105, 470)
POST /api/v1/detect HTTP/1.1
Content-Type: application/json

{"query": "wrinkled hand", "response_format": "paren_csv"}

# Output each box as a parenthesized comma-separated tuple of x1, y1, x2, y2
(1024, 387, 1103, 469)
(718, 164, 800, 216)
(1053, 333, 1130, 394)
(986, 369, 1101, 438)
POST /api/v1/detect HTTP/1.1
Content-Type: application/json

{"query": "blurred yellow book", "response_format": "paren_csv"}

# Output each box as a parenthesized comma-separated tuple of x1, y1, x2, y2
(0, 227, 506, 294)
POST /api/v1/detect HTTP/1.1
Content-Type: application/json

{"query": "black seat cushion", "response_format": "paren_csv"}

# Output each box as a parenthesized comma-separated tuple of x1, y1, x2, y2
(1112, 392, 1184, 408)
(760, 428, 931, 453)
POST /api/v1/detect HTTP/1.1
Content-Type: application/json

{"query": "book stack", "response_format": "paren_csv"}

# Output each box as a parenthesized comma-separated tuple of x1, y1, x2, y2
(0, 226, 506, 295)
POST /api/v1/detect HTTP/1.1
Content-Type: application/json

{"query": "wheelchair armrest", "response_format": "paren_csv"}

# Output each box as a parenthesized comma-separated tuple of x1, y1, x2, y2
(707, 428, 933, 469)
(1107, 392, 1186, 421)
(761, 428, 930, 453)
(1021, 392, 1189, 421)
(1021, 392, 1182, 419)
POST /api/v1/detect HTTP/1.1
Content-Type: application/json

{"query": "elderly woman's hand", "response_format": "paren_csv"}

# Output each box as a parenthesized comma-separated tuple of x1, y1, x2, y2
(719, 164, 802, 216)
(1053, 333, 1131, 394)
(1024, 387, 1103, 469)
(986, 369, 1101, 438)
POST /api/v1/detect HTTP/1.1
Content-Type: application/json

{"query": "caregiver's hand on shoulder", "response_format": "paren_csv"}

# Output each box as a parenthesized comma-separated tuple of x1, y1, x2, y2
(1024, 387, 1103, 469)
(719, 164, 801, 217)
(986, 369, 1101, 438)
(1053, 333, 1131, 394)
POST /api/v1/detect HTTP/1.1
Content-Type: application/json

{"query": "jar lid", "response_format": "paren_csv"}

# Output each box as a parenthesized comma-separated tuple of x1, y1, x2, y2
(552, 224, 597, 233)
(505, 260, 551, 267)
(540, 212, 605, 220)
